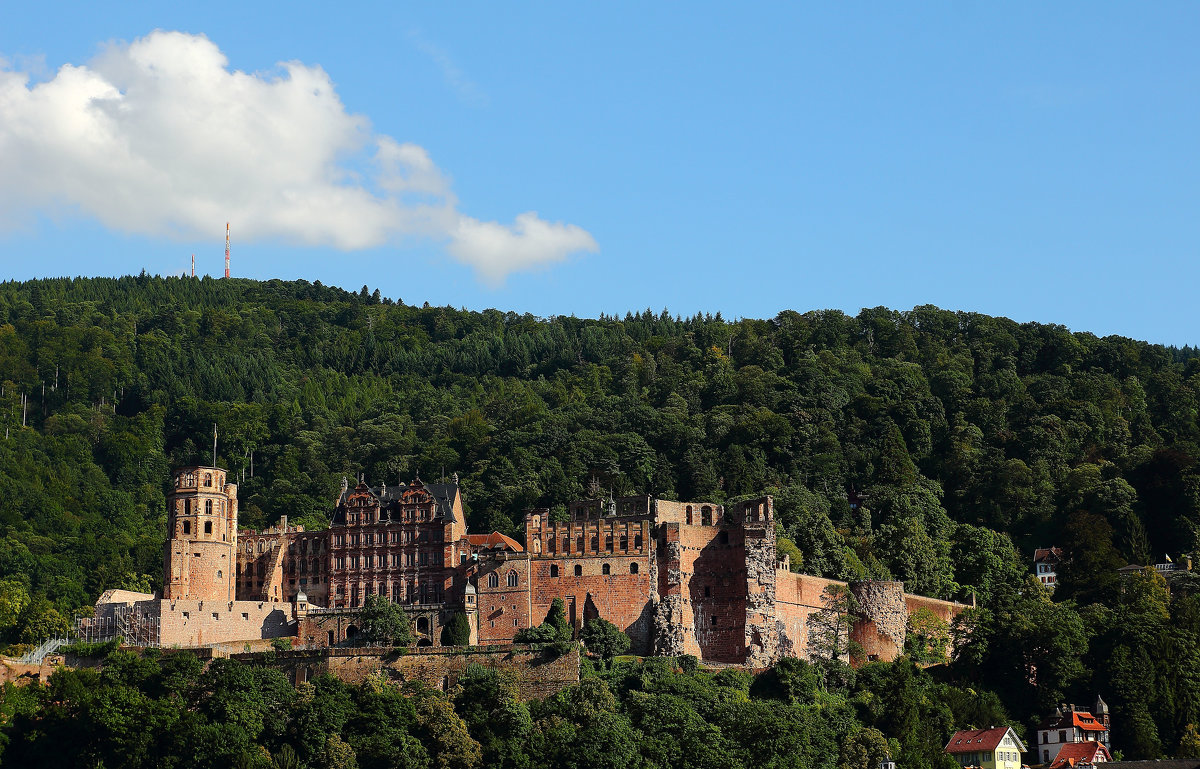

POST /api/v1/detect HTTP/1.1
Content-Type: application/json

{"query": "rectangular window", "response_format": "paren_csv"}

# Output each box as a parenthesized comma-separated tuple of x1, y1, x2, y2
(390, 554, 399, 567)
(364, 555, 373, 568)
(390, 532, 398, 543)
(420, 552, 428, 566)
(336, 557, 345, 569)
(406, 553, 414, 566)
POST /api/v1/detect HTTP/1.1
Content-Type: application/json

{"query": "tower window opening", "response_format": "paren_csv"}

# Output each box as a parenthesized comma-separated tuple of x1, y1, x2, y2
(205, 500, 213, 515)
(182, 521, 191, 535)
(204, 521, 213, 535)
(574, 565, 583, 576)
(602, 563, 611, 575)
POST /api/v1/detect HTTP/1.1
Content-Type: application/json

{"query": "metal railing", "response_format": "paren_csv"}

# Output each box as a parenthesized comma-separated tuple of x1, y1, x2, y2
(16, 635, 71, 665)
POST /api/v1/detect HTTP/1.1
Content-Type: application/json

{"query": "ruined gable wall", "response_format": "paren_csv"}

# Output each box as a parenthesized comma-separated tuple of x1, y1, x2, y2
(673, 521, 748, 663)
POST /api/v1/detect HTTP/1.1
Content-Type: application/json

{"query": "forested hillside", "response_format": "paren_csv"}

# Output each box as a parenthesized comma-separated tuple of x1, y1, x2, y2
(4, 274, 1200, 758)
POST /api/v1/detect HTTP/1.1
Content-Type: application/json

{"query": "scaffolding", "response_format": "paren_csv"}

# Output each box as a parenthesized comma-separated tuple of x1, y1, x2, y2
(74, 605, 161, 648)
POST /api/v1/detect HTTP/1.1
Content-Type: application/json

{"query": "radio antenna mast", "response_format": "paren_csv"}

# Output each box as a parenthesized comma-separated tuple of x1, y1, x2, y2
(224, 222, 231, 278)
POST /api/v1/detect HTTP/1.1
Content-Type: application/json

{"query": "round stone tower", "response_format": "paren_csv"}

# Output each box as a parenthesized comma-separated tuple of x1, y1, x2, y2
(849, 580, 907, 663)
(163, 466, 239, 602)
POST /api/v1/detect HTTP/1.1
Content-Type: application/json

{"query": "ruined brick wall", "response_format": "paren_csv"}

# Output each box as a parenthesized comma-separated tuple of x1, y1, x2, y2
(155, 599, 293, 647)
(237, 522, 330, 608)
(252, 645, 581, 700)
(475, 555, 532, 645)
(519, 511, 656, 653)
(774, 572, 846, 660)
(739, 497, 781, 668)
(671, 517, 748, 663)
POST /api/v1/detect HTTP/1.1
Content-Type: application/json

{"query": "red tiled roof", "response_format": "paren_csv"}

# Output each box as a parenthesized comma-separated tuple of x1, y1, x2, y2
(1034, 547, 1063, 563)
(1073, 713, 1106, 732)
(945, 727, 1015, 754)
(465, 532, 524, 552)
(1049, 742, 1111, 769)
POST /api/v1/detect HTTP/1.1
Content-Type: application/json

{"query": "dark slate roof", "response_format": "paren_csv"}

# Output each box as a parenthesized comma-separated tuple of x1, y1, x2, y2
(332, 479, 460, 526)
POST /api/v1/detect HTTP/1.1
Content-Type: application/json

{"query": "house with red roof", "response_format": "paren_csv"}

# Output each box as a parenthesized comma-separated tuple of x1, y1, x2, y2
(945, 726, 1027, 769)
(1035, 698, 1111, 766)
(1034, 547, 1063, 590)
(1048, 741, 1112, 769)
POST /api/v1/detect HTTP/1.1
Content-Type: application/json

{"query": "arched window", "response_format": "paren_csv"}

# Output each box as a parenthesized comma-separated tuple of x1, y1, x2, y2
(630, 563, 639, 574)
(686, 506, 693, 525)
(488, 572, 499, 588)
(216, 570, 223, 579)
(182, 521, 191, 535)
(204, 473, 212, 487)
(701, 506, 712, 526)
(602, 563, 611, 575)
(590, 535, 599, 550)
(204, 500, 212, 515)
(204, 521, 213, 535)
(605, 535, 613, 550)
(576, 536, 584, 551)
(507, 571, 519, 587)
(574, 565, 583, 576)
(550, 565, 559, 577)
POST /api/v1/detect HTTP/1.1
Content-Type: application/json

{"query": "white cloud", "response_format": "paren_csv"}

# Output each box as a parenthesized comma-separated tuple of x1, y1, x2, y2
(0, 30, 596, 281)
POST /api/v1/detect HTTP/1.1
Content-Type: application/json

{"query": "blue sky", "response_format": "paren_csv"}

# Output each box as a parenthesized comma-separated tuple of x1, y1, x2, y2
(0, 3, 1196, 344)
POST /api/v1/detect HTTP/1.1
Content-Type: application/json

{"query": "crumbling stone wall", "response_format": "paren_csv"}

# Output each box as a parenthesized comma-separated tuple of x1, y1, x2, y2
(850, 581, 907, 662)
(250, 645, 580, 700)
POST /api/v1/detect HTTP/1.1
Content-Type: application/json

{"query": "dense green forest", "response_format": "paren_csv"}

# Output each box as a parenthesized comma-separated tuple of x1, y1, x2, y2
(4, 274, 1200, 763)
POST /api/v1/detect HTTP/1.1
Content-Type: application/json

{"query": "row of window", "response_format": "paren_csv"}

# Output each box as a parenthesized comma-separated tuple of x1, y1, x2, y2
(335, 582, 443, 605)
(177, 472, 218, 488)
(334, 551, 444, 570)
(546, 534, 645, 552)
(333, 530, 442, 547)
(346, 507, 433, 525)
(485, 562, 641, 586)
(180, 498, 226, 516)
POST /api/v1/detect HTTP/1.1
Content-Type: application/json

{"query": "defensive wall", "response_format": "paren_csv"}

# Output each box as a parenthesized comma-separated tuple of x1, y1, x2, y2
(234, 644, 581, 700)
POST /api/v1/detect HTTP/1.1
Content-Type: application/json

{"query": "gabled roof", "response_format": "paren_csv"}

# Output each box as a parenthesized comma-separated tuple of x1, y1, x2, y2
(465, 532, 524, 552)
(1038, 708, 1108, 733)
(1049, 742, 1111, 769)
(1034, 547, 1063, 564)
(1072, 712, 1106, 732)
(332, 478, 461, 525)
(945, 727, 1026, 755)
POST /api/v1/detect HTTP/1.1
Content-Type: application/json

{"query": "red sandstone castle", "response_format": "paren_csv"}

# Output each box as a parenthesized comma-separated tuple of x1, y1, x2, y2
(88, 466, 968, 666)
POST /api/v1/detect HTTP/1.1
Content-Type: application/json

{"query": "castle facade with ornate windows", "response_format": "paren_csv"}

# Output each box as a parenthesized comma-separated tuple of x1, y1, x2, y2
(92, 466, 970, 664)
